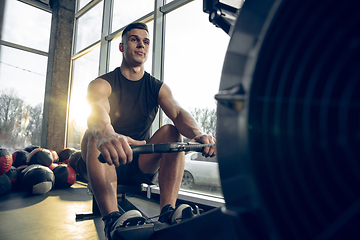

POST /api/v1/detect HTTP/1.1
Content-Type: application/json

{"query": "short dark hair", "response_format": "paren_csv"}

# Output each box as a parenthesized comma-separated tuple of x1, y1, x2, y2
(122, 22, 149, 40)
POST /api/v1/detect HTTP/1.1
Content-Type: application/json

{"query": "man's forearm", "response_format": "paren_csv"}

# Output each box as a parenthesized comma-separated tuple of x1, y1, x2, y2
(172, 110, 204, 140)
(87, 102, 114, 139)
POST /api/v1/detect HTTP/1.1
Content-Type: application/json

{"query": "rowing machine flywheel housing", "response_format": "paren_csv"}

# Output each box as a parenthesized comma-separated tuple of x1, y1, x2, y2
(216, 0, 360, 239)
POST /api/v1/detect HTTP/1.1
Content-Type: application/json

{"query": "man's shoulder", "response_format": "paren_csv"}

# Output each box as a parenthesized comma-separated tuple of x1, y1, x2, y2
(144, 71, 162, 84)
(95, 67, 121, 88)
(99, 67, 120, 80)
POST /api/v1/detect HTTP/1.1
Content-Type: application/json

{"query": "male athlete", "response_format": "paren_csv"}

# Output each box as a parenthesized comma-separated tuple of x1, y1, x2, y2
(81, 22, 216, 239)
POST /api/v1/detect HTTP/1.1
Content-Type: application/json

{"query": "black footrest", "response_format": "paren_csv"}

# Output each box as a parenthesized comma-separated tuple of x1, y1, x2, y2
(75, 212, 101, 221)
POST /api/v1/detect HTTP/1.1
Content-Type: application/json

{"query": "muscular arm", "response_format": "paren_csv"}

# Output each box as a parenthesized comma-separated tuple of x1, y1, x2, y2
(86, 78, 145, 166)
(158, 84, 216, 157)
(87, 79, 113, 136)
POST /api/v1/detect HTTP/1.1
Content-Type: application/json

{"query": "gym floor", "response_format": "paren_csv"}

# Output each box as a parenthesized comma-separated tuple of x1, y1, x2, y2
(0, 181, 160, 240)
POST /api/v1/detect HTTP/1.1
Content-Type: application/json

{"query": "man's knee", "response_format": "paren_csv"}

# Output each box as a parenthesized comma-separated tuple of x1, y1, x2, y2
(160, 124, 183, 142)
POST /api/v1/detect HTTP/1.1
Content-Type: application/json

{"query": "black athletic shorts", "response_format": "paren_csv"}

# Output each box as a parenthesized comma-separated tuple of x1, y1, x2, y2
(115, 156, 156, 186)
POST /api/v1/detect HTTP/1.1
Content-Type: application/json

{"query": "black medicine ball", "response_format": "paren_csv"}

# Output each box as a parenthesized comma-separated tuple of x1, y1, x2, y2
(58, 148, 77, 163)
(53, 164, 76, 188)
(0, 174, 11, 197)
(6, 166, 19, 186)
(27, 148, 53, 167)
(12, 150, 29, 168)
(18, 164, 41, 186)
(22, 165, 54, 195)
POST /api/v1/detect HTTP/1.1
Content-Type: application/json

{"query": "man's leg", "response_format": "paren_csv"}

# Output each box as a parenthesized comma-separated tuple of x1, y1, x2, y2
(81, 130, 119, 217)
(138, 124, 185, 210)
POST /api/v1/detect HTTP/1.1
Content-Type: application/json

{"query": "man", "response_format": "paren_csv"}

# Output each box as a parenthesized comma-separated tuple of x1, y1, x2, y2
(81, 22, 216, 239)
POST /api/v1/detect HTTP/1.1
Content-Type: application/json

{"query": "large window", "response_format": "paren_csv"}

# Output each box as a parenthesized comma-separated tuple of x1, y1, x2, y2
(163, 0, 229, 196)
(74, 1, 104, 53)
(163, 1, 228, 113)
(111, 0, 153, 33)
(67, 47, 100, 149)
(0, 0, 51, 150)
(1, 0, 51, 52)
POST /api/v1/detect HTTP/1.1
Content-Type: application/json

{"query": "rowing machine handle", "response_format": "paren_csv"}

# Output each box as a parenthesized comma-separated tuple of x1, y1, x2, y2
(98, 144, 155, 163)
(179, 142, 207, 152)
(98, 142, 209, 163)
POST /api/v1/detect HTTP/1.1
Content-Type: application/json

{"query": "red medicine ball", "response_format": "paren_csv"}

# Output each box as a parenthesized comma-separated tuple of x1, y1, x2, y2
(49, 150, 59, 163)
(53, 164, 76, 188)
(68, 151, 82, 173)
(22, 165, 54, 195)
(27, 148, 53, 167)
(24, 145, 39, 153)
(48, 163, 58, 171)
(12, 150, 29, 168)
(58, 148, 76, 164)
(0, 148, 13, 175)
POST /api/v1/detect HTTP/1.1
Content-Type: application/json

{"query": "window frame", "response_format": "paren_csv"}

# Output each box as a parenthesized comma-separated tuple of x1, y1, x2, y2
(0, 0, 51, 149)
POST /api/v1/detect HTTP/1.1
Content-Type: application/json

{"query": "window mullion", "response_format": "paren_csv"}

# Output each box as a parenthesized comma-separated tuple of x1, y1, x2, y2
(99, 0, 113, 75)
(150, 0, 166, 134)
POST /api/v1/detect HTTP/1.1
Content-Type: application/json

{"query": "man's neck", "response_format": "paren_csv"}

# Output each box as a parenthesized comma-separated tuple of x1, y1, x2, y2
(120, 64, 145, 81)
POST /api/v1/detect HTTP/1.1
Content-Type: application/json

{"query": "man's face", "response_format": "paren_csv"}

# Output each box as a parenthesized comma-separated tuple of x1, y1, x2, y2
(120, 28, 150, 66)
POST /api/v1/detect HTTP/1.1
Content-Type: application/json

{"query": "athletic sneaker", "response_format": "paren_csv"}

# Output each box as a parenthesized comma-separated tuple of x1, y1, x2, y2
(158, 204, 175, 224)
(103, 210, 145, 240)
(158, 204, 202, 225)
(103, 211, 122, 240)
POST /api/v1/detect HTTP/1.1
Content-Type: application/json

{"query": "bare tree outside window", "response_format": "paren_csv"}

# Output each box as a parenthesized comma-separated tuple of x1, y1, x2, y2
(0, 89, 42, 150)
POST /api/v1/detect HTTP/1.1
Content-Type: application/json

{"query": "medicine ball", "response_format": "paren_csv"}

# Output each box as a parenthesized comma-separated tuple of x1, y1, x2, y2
(53, 164, 76, 188)
(0, 148, 13, 175)
(12, 150, 29, 168)
(58, 148, 76, 164)
(18, 164, 41, 188)
(27, 148, 53, 167)
(0, 174, 11, 197)
(68, 151, 82, 173)
(76, 157, 88, 182)
(49, 149, 59, 163)
(5, 166, 19, 186)
(16, 165, 27, 172)
(16, 165, 28, 184)
(24, 145, 39, 153)
(22, 165, 54, 195)
(48, 163, 58, 171)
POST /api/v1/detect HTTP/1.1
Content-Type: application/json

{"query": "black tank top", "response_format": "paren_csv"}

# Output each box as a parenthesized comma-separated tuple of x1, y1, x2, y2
(99, 67, 163, 141)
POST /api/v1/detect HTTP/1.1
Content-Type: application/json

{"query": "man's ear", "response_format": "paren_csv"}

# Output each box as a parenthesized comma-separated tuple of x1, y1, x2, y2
(119, 43, 124, 52)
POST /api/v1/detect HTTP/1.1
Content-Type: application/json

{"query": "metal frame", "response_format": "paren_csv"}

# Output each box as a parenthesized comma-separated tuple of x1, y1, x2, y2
(17, 0, 52, 13)
(0, 40, 48, 56)
(105, 12, 154, 42)
(160, 0, 193, 14)
(146, 184, 225, 208)
(150, 0, 166, 132)
(75, 0, 102, 18)
(98, 0, 113, 75)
